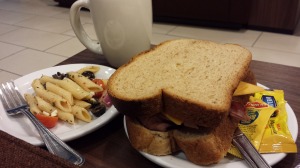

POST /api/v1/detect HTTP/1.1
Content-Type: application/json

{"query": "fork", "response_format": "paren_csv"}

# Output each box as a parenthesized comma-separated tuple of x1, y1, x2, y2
(0, 81, 85, 166)
(232, 127, 271, 168)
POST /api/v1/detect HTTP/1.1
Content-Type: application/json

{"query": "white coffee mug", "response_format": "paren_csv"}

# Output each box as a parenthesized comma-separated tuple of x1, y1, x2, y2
(70, 0, 152, 67)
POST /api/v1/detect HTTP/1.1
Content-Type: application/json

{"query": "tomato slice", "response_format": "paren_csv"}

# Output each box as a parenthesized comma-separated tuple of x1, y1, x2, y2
(35, 114, 58, 128)
(93, 79, 105, 98)
(93, 79, 105, 89)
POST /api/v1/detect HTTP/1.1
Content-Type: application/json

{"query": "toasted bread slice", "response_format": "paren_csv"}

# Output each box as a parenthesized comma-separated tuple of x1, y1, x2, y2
(173, 116, 238, 165)
(125, 116, 179, 156)
(108, 39, 252, 128)
(125, 115, 238, 166)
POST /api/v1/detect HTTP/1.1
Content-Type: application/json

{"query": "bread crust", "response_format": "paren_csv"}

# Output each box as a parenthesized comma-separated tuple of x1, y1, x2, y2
(173, 116, 238, 165)
(125, 115, 238, 166)
(162, 91, 226, 128)
(108, 39, 252, 128)
(125, 116, 179, 156)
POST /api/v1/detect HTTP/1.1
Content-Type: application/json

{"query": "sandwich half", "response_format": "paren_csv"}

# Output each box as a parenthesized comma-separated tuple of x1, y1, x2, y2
(107, 39, 254, 165)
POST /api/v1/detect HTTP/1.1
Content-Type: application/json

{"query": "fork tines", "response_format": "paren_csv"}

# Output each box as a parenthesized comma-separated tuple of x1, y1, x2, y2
(0, 82, 27, 113)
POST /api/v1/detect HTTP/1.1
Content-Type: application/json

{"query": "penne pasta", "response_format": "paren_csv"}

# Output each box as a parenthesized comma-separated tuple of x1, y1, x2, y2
(57, 111, 75, 124)
(40, 75, 91, 100)
(35, 96, 58, 114)
(77, 66, 100, 74)
(45, 82, 74, 105)
(24, 66, 109, 126)
(39, 75, 58, 85)
(32, 79, 72, 113)
(67, 72, 103, 92)
(24, 94, 42, 115)
(71, 105, 92, 122)
(74, 99, 91, 109)
(36, 96, 75, 124)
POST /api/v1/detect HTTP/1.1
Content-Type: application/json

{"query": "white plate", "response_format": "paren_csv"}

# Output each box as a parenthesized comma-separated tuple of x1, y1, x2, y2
(124, 83, 298, 168)
(0, 64, 119, 146)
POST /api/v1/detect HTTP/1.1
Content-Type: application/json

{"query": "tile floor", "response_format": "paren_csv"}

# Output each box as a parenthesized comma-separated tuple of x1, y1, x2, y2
(0, 0, 300, 83)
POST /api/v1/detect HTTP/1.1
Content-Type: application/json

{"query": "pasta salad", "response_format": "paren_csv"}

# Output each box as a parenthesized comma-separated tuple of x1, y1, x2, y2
(24, 66, 112, 128)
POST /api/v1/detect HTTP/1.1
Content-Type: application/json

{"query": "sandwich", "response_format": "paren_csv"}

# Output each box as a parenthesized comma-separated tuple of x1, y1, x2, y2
(107, 39, 261, 165)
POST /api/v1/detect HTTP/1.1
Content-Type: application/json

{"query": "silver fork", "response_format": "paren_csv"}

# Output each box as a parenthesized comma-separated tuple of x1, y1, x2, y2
(0, 81, 85, 166)
(232, 127, 271, 168)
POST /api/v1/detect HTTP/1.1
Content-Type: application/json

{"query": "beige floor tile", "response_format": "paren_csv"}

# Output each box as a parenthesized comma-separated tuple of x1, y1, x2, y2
(0, 49, 67, 75)
(247, 47, 300, 68)
(151, 33, 182, 45)
(152, 23, 176, 34)
(254, 32, 300, 54)
(14, 16, 72, 33)
(65, 24, 197, 45)
(168, 26, 262, 47)
(46, 38, 86, 57)
(0, 71, 21, 83)
(78, 10, 93, 24)
(0, 42, 24, 59)
(0, 9, 35, 24)
(0, 23, 19, 35)
(52, 10, 93, 24)
(63, 23, 97, 40)
(0, 28, 71, 51)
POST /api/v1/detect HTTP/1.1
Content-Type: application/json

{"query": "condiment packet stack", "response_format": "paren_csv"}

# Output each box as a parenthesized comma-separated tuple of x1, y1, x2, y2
(228, 89, 297, 158)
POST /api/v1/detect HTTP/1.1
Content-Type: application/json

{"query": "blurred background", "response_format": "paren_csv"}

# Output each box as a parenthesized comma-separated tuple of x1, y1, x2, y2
(0, 0, 299, 82)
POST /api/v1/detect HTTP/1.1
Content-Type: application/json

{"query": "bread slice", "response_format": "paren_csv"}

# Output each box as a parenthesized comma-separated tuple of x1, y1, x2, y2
(125, 115, 238, 166)
(173, 116, 238, 165)
(108, 39, 252, 128)
(125, 116, 179, 156)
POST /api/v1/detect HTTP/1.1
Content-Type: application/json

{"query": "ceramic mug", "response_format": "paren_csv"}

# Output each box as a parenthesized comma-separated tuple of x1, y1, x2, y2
(70, 0, 152, 67)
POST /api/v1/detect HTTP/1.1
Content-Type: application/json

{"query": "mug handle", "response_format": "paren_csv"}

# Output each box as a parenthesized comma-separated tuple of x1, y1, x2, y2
(70, 0, 102, 54)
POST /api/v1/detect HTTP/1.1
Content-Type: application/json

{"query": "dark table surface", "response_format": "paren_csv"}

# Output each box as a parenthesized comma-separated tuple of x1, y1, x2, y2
(55, 49, 300, 168)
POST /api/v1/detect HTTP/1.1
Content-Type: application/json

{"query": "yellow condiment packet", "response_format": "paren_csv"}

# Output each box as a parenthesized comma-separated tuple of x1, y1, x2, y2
(254, 90, 297, 153)
(228, 100, 275, 158)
